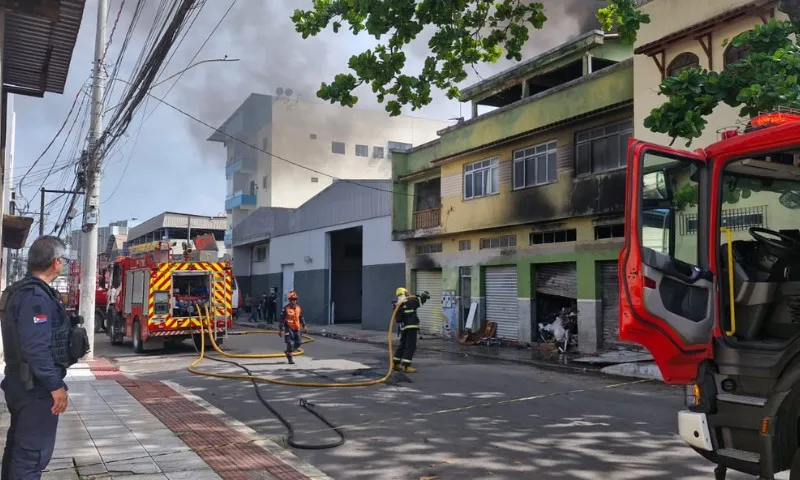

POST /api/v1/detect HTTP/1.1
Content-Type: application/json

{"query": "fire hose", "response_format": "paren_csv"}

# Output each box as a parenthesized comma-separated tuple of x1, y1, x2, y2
(187, 301, 404, 449)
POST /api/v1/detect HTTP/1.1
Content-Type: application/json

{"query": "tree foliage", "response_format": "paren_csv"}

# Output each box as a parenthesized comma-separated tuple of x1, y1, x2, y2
(645, 19, 800, 146)
(291, 0, 649, 116)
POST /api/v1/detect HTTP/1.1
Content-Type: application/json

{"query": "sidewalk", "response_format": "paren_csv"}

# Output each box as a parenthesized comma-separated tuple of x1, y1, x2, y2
(0, 361, 332, 480)
(236, 320, 662, 381)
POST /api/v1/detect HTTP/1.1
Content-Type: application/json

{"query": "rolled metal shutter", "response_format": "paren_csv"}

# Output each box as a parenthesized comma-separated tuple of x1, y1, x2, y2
(485, 266, 519, 340)
(600, 261, 621, 346)
(414, 270, 443, 335)
(535, 263, 577, 298)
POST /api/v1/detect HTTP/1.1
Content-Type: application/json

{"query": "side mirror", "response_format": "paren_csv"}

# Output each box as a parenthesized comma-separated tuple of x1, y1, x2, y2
(779, 190, 800, 209)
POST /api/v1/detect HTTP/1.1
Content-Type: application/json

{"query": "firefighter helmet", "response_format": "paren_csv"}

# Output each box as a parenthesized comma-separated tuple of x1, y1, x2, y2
(395, 287, 409, 297)
(287, 291, 298, 301)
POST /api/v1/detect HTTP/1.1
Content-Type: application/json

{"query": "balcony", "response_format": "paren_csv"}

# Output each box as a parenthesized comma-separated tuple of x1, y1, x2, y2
(225, 157, 258, 178)
(225, 191, 257, 210)
(413, 208, 441, 230)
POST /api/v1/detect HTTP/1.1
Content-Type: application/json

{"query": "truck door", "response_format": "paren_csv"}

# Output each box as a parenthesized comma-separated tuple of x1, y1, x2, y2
(620, 141, 714, 384)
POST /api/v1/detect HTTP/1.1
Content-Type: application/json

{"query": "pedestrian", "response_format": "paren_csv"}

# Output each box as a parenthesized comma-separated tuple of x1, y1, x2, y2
(0, 236, 76, 479)
(259, 293, 268, 322)
(392, 287, 430, 373)
(247, 294, 259, 323)
(266, 290, 277, 324)
(278, 291, 308, 364)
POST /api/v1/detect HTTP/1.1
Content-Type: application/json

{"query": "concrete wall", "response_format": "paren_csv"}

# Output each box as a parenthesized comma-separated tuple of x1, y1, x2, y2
(241, 216, 405, 329)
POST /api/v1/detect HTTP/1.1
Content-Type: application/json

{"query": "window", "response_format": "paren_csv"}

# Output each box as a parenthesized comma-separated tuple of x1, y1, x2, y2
(530, 229, 577, 245)
(262, 175, 268, 189)
(355, 144, 369, 157)
(254, 246, 267, 262)
(575, 120, 633, 175)
(667, 52, 700, 77)
(310, 133, 317, 140)
(249, 180, 257, 196)
(594, 224, 624, 240)
(513, 141, 557, 189)
(311, 177, 319, 183)
(458, 240, 471, 251)
(387, 141, 412, 159)
(479, 235, 516, 249)
(373, 146, 385, 159)
(332, 141, 345, 154)
(415, 243, 443, 255)
(464, 158, 499, 199)
(723, 37, 752, 70)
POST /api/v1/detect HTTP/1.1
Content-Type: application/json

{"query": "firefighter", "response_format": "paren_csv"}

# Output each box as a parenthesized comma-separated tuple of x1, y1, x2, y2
(278, 291, 308, 364)
(392, 287, 430, 373)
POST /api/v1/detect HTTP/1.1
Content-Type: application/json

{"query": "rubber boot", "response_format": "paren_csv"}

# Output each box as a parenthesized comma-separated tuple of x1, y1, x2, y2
(402, 365, 416, 373)
(286, 353, 295, 365)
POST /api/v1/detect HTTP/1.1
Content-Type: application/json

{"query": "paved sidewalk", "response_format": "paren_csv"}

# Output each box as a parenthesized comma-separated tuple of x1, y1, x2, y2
(0, 361, 332, 480)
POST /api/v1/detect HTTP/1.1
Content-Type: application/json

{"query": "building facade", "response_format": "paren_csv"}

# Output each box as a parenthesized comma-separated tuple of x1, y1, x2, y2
(392, 31, 634, 353)
(126, 212, 227, 257)
(207, 93, 451, 249)
(70, 220, 129, 261)
(232, 180, 405, 331)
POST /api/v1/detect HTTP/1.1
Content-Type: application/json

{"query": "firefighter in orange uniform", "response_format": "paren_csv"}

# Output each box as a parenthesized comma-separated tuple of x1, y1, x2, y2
(278, 291, 307, 364)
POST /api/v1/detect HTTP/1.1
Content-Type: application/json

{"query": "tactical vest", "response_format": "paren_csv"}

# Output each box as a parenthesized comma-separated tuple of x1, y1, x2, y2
(0, 276, 88, 388)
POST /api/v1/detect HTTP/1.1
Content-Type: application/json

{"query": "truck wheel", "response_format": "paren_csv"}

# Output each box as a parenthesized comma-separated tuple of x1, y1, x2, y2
(132, 320, 144, 354)
(109, 312, 124, 346)
(791, 448, 800, 480)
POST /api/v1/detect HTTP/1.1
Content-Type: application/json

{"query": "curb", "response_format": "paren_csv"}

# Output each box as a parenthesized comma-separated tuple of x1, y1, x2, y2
(163, 381, 334, 480)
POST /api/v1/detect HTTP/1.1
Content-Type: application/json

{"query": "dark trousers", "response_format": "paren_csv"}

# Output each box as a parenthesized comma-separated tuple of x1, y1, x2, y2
(284, 329, 302, 356)
(1, 378, 59, 480)
(393, 328, 418, 365)
(266, 305, 276, 323)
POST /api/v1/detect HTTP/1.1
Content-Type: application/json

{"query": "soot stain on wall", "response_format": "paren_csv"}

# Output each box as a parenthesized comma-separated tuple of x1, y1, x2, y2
(409, 254, 441, 270)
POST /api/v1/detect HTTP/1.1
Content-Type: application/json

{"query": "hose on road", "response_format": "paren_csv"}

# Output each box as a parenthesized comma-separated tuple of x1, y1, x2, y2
(187, 302, 404, 449)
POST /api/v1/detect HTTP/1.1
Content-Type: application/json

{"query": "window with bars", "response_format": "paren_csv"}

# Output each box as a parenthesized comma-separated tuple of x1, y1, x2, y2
(458, 240, 471, 251)
(513, 141, 558, 189)
(530, 228, 577, 245)
(682, 206, 766, 235)
(479, 235, 516, 250)
(415, 243, 443, 255)
(575, 120, 633, 175)
(254, 246, 267, 262)
(464, 158, 499, 199)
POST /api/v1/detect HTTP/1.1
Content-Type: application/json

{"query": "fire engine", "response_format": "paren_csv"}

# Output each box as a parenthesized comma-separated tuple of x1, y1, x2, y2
(105, 236, 233, 353)
(620, 110, 800, 479)
(66, 259, 110, 333)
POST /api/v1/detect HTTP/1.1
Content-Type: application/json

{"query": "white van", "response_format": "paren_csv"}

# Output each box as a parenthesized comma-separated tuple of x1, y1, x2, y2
(231, 276, 242, 317)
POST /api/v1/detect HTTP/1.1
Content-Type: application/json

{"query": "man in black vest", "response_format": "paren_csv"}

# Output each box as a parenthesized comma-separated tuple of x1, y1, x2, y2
(1, 236, 71, 479)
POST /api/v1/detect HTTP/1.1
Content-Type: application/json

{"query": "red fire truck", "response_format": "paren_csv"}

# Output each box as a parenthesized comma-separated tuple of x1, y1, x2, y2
(105, 239, 233, 353)
(67, 260, 110, 333)
(620, 111, 800, 479)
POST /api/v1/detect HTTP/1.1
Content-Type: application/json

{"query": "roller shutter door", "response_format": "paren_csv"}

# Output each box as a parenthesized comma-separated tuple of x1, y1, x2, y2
(485, 266, 519, 340)
(535, 263, 577, 298)
(600, 261, 621, 346)
(414, 270, 443, 335)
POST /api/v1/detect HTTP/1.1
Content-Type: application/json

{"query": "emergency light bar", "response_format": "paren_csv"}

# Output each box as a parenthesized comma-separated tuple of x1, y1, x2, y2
(749, 112, 800, 128)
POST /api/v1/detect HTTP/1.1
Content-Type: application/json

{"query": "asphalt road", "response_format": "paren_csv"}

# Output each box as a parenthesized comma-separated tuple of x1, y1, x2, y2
(93, 329, 778, 480)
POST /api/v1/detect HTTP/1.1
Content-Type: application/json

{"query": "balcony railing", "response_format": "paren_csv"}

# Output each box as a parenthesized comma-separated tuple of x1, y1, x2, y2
(225, 192, 257, 211)
(413, 208, 441, 230)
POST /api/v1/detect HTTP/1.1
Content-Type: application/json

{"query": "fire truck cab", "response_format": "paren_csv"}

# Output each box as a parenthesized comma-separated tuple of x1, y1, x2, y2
(620, 111, 800, 479)
(105, 238, 233, 353)
(67, 260, 110, 333)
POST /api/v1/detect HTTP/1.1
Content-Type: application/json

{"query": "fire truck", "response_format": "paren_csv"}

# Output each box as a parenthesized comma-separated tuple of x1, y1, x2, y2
(67, 260, 110, 333)
(105, 237, 233, 353)
(620, 110, 800, 479)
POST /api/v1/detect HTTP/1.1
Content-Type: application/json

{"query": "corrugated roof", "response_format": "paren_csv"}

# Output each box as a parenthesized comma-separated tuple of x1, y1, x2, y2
(128, 212, 227, 241)
(3, 0, 87, 96)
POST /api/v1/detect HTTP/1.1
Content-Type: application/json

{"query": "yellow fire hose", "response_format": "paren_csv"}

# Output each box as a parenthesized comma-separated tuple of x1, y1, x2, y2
(188, 301, 403, 387)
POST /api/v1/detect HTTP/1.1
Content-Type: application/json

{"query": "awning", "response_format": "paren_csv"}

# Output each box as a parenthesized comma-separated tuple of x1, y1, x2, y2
(2, 215, 33, 249)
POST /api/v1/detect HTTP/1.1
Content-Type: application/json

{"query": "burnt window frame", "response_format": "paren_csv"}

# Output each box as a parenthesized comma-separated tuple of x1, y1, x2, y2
(415, 243, 443, 255)
(478, 235, 517, 250)
(512, 140, 558, 190)
(575, 119, 633, 176)
(529, 228, 577, 245)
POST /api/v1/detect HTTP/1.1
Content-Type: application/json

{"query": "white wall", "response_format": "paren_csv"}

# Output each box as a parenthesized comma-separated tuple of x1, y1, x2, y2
(266, 216, 404, 273)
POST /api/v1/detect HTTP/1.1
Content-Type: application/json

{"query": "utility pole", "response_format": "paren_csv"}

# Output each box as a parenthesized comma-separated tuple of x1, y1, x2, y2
(79, 0, 107, 360)
(40, 188, 85, 237)
(4, 95, 15, 288)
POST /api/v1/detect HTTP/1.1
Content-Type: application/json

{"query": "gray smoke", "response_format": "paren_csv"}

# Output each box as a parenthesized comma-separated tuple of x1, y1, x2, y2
(107, 0, 611, 163)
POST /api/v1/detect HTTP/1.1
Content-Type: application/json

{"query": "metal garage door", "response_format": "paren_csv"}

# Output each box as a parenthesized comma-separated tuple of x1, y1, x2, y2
(535, 263, 577, 298)
(485, 266, 519, 340)
(600, 261, 621, 346)
(414, 270, 443, 335)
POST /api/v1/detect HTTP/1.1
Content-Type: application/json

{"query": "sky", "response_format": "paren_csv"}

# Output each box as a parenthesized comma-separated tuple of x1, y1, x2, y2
(9, 0, 607, 242)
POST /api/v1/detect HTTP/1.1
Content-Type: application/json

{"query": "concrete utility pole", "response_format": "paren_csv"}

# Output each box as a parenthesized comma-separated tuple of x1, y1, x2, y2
(79, 0, 107, 360)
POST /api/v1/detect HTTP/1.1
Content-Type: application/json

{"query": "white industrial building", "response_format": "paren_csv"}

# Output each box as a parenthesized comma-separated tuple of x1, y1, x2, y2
(207, 93, 452, 249)
(232, 180, 406, 331)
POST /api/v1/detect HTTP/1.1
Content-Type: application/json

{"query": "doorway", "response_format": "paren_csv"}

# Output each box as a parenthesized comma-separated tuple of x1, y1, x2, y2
(281, 263, 294, 304)
(329, 226, 363, 324)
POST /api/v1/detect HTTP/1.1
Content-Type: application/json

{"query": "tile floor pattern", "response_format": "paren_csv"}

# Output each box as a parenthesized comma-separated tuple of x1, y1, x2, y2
(0, 367, 223, 479)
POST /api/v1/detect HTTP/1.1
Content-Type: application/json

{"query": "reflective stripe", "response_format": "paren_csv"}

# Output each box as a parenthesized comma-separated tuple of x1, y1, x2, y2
(401, 325, 420, 331)
(401, 359, 412, 364)
(402, 309, 414, 314)
(393, 357, 402, 362)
